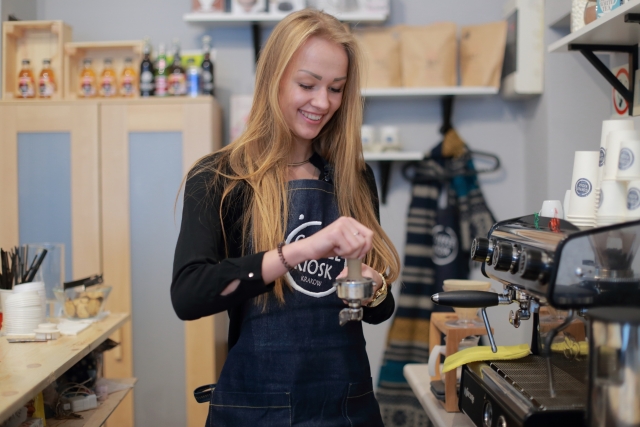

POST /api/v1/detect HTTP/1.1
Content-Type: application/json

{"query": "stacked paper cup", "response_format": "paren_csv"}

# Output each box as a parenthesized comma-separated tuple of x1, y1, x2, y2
(566, 151, 599, 228)
(596, 127, 640, 226)
(596, 119, 635, 207)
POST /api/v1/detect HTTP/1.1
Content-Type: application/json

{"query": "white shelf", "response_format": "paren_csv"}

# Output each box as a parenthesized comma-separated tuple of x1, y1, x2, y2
(549, 0, 640, 52)
(183, 11, 387, 24)
(361, 86, 499, 98)
(363, 151, 424, 161)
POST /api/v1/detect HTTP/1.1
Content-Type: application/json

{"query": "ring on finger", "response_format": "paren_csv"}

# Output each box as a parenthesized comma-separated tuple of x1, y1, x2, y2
(353, 231, 360, 237)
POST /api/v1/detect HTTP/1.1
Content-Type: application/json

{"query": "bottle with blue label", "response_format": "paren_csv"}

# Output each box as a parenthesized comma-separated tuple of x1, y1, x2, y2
(186, 58, 200, 98)
(597, 0, 624, 18)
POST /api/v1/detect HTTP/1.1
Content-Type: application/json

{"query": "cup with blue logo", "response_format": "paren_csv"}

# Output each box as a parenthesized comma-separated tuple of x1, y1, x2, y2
(626, 181, 640, 219)
(616, 140, 640, 181)
(596, 180, 627, 226)
(567, 151, 599, 225)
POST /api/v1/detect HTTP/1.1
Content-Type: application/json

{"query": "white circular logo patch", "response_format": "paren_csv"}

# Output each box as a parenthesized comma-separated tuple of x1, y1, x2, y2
(432, 225, 459, 266)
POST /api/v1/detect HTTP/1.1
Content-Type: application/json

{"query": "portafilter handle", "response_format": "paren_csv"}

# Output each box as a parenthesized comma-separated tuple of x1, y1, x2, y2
(431, 291, 511, 353)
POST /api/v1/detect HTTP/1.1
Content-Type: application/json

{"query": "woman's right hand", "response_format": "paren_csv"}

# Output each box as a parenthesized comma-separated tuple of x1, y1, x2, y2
(295, 216, 374, 261)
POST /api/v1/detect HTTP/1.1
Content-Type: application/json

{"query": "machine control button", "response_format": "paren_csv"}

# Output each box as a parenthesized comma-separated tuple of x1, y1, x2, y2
(492, 242, 513, 271)
(497, 415, 507, 427)
(483, 400, 493, 427)
(519, 248, 550, 282)
(471, 237, 493, 263)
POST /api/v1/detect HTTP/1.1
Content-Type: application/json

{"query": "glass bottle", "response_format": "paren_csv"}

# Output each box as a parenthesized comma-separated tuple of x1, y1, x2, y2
(168, 39, 186, 96)
(186, 58, 199, 98)
(140, 39, 155, 97)
(38, 59, 56, 98)
(155, 43, 168, 97)
(120, 57, 137, 97)
(100, 58, 118, 97)
(17, 59, 36, 99)
(79, 58, 97, 98)
(201, 35, 214, 96)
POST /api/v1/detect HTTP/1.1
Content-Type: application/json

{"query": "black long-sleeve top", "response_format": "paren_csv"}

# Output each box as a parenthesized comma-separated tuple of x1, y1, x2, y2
(171, 152, 395, 350)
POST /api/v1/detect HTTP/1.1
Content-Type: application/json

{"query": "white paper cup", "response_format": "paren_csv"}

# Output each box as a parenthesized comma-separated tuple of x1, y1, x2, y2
(569, 151, 599, 217)
(616, 140, 640, 180)
(540, 200, 564, 218)
(597, 180, 627, 217)
(603, 130, 640, 181)
(599, 119, 635, 183)
(361, 125, 375, 149)
(626, 181, 640, 219)
(563, 190, 571, 220)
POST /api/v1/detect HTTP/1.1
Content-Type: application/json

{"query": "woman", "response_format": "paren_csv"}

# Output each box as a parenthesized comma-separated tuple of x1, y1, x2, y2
(171, 9, 400, 426)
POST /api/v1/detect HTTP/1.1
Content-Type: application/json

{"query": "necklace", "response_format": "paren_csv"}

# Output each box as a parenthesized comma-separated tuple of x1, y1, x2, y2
(287, 157, 312, 167)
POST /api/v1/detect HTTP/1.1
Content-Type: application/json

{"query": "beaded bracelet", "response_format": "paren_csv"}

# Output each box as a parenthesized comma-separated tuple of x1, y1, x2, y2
(277, 242, 295, 271)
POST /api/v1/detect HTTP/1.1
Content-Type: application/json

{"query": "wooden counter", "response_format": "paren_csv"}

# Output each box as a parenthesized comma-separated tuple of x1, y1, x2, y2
(0, 312, 130, 423)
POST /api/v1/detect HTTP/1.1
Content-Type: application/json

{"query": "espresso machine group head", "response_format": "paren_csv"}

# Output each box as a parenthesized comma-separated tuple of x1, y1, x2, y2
(431, 215, 640, 427)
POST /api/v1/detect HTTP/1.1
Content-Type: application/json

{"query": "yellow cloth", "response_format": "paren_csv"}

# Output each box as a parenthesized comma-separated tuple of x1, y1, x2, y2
(551, 339, 588, 356)
(442, 344, 531, 373)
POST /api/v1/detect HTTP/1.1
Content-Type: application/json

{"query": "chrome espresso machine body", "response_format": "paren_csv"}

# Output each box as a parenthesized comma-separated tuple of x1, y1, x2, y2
(441, 215, 640, 427)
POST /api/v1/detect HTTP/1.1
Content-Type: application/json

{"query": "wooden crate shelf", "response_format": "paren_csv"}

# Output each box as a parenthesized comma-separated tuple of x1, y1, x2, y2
(1, 20, 72, 101)
(64, 40, 144, 100)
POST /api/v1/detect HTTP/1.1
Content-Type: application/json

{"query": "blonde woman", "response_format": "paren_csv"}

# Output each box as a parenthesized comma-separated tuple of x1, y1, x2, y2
(171, 9, 400, 426)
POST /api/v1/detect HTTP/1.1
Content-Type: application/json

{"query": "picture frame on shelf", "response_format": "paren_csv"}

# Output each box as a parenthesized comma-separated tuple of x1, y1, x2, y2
(231, 0, 268, 14)
(192, 0, 225, 12)
(269, 0, 306, 15)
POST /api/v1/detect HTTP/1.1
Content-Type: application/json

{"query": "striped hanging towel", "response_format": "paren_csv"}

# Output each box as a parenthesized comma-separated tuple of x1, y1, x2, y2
(377, 142, 495, 427)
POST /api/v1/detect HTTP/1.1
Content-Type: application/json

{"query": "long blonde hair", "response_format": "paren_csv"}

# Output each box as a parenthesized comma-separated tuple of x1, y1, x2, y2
(192, 9, 400, 303)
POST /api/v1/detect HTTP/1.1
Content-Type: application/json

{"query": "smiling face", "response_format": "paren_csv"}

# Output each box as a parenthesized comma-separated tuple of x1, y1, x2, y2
(278, 35, 349, 147)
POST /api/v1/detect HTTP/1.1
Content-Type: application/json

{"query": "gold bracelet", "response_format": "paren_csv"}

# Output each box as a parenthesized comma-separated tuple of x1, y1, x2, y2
(368, 272, 388, 307)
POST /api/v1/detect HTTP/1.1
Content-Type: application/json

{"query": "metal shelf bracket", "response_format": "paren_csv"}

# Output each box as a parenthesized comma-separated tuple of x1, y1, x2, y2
(568, 41, 638, 115)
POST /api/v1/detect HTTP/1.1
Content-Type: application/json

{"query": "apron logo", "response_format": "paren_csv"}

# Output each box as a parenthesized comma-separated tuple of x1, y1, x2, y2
(432, 225, 458, 266)
(284, 220, 345, 298)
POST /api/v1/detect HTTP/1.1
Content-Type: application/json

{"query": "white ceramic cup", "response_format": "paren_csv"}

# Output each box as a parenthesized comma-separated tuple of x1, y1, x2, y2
(597, 180, 627, 217)
(380, 126, 400, 149)
(598, 119, 635, 184)
(361, 125, 375, 148)
(198, 0, 216, 10)
(569, 151, 600, 217)
(603, 130, 640, 181)
(626, 181, 640, 219)
(539, 200, 564, 218)
(617, 140, 640, 180)
(428, 335, 480, 378)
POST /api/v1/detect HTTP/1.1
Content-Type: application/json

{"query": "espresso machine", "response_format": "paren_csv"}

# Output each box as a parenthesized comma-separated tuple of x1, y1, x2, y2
(431, 214, 640, 427)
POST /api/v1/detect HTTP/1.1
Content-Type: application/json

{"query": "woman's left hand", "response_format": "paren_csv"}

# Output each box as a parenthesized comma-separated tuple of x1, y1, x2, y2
(336, 263, 382, 306)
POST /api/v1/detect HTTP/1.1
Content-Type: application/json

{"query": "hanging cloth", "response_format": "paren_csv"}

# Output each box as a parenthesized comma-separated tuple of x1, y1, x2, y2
(376, 113, 495, 426)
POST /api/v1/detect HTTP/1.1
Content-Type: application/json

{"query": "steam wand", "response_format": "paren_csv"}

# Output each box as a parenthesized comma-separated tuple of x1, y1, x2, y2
(543, 309, 576, 398)
(431, 290, 511, 353)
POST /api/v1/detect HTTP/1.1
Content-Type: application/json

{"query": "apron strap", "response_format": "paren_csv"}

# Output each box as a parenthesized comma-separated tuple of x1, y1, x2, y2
(194, 384, 216, 403)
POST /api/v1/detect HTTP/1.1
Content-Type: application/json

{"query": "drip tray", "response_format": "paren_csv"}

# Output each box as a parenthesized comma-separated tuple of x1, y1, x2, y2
(489, 356, 588, 411)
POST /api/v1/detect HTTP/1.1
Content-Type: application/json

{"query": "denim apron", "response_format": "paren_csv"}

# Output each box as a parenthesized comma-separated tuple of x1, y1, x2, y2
(203, 178, 383, 427)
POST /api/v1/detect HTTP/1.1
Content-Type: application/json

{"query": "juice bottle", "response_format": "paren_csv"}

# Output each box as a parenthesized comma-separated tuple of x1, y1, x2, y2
(120, 57, 137, 97)
(201, 35, 214, 96)
(38, 59, 56, 98)
(186, 58, 199, 97)
(140, 39, 155, 97)
(155, 43, 168, 97)
(168, 39, 186, 96)
(100, 58, 118, 97)
(79, 58, 97, 98)
(17, 59, 35, 99)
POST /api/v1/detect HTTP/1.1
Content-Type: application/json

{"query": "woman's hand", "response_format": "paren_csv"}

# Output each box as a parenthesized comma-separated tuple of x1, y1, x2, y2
(335, 263, 382, 306)
(294, 216, 374, 261)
